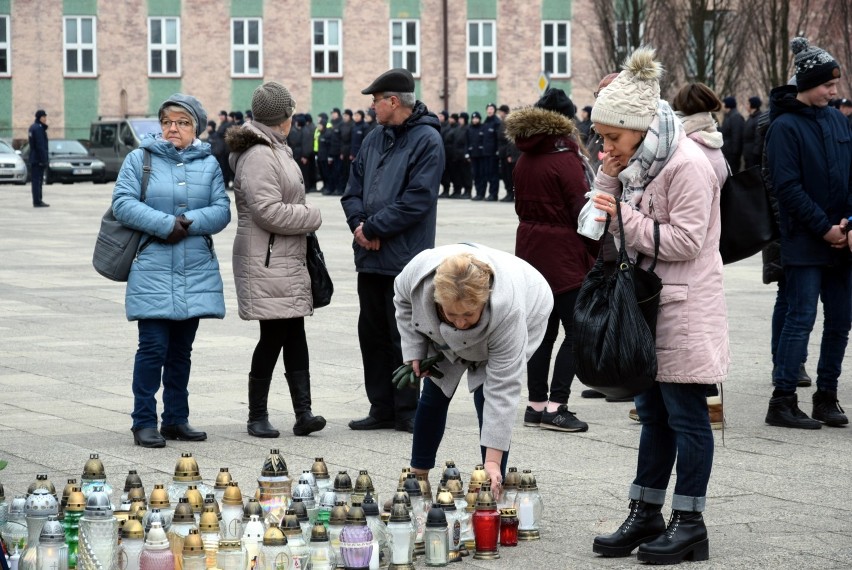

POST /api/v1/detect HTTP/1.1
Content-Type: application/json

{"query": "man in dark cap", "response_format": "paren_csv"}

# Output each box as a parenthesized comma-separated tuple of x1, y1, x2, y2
(466, 111, 486, 200)
(743, 96, 763, 169)
(577, 105, 593, 147)
(720, 96, 745, 172)
(496, 104, 520, 202)
(341, 67, 444, 433)
(482, 103, 502, 200)
(28, 109, 49, 207)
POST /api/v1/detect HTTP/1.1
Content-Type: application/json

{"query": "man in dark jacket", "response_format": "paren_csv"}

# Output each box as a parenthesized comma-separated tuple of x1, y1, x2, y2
(328, 108, 343, 195)
(720, 96, 745, 172)
(28, 109, 50, 207)
(299, 114, 317, 192)
(497, 104, 521, 202)
(466, 111, 487, 200)
(482, 103, 502, 200)
(215, 110, 233, 187)
(341, 68, 444, 433)
(742, 96, 763, 169)
(764, 38, 852, 430)
(340, 109, 354, 188)
(318, 113, 335, 195)
(350, 110, 367, 160)
(452, 112, 472, 198)
(438, 110, 453, 198)
(287, 113, 303, 162)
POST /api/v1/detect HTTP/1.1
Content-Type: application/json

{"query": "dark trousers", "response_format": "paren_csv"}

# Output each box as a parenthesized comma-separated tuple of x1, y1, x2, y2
(357, 272, 418, 421)
(30, 164, 45, 204)
(633, 382, 714, 511)
(450, 159, 472, 193)
(299, 157, 316, 192)
(773, 264, 852, 393)
(471, 157, 487, 197)
(411, 378, 509, 477)
(251, 318, 309, 379)
(500, 158, 515, 195)
(131, 318, 200, 430)
(526, 289, 579, 404)
(485, 155, 500, 198)
(318, 157, 332, 192)
(216, 153, 233, 186)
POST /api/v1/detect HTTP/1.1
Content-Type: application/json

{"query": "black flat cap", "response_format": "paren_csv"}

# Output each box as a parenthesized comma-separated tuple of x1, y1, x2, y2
(361, 68, 415, 95)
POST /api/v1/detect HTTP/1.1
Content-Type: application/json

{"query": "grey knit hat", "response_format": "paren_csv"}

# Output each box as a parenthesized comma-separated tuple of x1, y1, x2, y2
(591, 47, 662, 132)
(251, 82, 295, 126)
(791, 37, 840, 93)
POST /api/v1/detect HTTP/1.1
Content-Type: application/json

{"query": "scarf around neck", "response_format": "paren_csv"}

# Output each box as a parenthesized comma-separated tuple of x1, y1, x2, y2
(618, 100, 682, 209)
(676, 111, 724, 149)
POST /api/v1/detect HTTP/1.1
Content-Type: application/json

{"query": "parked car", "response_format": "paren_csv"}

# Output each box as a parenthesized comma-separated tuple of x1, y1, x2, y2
(0, 139, 27, 184)
(89, 117, 160, 181)
(20, 139, 107, 184)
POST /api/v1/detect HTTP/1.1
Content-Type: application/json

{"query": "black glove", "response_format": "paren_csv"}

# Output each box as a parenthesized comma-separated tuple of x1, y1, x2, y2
(165, 215, 192, 244)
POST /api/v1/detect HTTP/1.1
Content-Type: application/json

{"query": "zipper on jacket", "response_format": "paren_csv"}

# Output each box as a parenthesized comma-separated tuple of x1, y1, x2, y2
(265, 235, 275, 268)
(204, 235, 215, 260)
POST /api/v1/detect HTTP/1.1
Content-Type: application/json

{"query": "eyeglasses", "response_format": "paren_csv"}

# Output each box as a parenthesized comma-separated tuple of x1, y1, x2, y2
(372, 95, 390, 105)
(160, 119, 193, 130)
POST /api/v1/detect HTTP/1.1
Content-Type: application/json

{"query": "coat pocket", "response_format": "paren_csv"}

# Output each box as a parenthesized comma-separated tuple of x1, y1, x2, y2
(656, 284, 688, 350)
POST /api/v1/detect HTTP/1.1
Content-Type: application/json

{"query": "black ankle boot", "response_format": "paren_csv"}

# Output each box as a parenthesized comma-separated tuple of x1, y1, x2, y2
(637, 510, 709, 564)
(765, 393, 821, 429)
(812, 390, 848, 426)
(247, 374, 280, 438)
(286, 371, 326, 436)
(593, 500, 666, 557)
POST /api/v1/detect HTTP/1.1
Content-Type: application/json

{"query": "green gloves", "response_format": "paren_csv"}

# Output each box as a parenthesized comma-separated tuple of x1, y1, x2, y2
(392, 353, 446, 389)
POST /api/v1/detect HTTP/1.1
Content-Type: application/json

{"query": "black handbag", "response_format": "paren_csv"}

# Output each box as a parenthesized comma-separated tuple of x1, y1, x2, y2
(92, 149, 151, 281)
(306, 231, 333, 308)
(719, 164, 779, 264)
(573, 204, 661, 400)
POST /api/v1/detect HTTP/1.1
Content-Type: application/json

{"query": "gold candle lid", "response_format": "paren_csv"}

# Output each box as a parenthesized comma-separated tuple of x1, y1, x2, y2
(122, 515, 144, 539)
(182, 528, 205, 554)
(261, 449, 288, 477)
(199, 507, 220, 532)
(214, 467, 232, 490)
(185, 486, 204, 513)
(311, 458, 329, 480)
(263, 526, 287, 546)
(65, 487, 86, 512)
(82, 455, 106, 480)
(173, 453, 202, 482)
(222, 481, 243, 506)
(149, 484, 170, 508)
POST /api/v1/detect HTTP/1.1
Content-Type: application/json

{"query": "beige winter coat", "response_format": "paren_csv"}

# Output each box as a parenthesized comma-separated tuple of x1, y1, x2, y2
(227, 122, 322, 320)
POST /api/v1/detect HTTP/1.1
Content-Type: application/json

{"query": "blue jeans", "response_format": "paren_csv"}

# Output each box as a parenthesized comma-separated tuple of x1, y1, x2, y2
(411, 378, 509, 477)
(131, 318, 200, 430)
(630, 382, 714, 512)
(771, 277, 809, 367)
(773, 265, 852, 392)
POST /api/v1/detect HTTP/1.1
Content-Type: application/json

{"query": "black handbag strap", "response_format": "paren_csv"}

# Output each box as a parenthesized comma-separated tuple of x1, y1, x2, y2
(613, 199, 660, 272)
(140, 148, 151, 202)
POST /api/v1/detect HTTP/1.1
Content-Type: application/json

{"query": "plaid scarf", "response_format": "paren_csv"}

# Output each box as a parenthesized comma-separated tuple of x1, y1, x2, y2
(618, 100, 681, 209)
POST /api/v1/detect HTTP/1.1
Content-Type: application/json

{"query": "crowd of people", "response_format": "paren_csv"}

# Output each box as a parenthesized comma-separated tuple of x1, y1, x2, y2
(104, 34, 852, 566)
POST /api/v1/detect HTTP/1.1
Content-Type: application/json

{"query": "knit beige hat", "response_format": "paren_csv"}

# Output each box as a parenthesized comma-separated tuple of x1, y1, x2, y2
(251, 81, 295, 126)
(591, 47, 662, 132)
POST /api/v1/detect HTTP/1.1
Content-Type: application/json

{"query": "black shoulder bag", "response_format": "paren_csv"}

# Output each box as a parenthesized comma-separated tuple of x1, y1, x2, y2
(306, 232, 333, 308)
(92, 149, 151, 282)
(573, 204, 661, 399)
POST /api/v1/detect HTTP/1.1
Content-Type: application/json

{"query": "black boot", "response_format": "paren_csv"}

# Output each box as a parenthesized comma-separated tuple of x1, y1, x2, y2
(812, 390, 848, 426)
(637, 510, 709, 564)
(247, 374, 280, 438)
(592, 500, 665, 557)
(765, 393, 821, 429)
(286, 371, 326, 436)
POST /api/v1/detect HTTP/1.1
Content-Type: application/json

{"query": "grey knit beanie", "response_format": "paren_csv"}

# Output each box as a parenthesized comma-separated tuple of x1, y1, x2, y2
(591, 47, 662, 132)
(791, 37, 840, 93)
(251, 82, 295, 126)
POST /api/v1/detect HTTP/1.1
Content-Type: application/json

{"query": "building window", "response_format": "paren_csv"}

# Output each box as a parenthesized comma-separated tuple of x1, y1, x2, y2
(148, 17, 180, 76)
(542, 21, 570, 77)
(232, 18, 262, 77)
(312, 19, 341, 77)
(615, 20, 644, 65)
(390, 19, 419, 77)
(0, 15, 9, 76)
(63, 16, 97, 76)
(467, 20, 496, 78)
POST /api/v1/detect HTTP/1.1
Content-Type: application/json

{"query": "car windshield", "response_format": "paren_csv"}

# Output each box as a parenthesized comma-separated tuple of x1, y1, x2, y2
(130, 119, 162, 137)
(0, 140, 14, 154)
(48, 140, 89, 155)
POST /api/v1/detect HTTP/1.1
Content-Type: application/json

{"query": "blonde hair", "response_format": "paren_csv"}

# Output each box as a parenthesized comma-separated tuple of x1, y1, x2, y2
(433, 253, 493, 308)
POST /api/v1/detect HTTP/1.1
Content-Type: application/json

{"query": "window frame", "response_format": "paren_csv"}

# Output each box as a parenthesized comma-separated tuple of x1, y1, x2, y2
(614, 19, 644, 65)
(311, 18, 343, 78)
(0, 15, 9, 77)
(148, 16, 181, 77)
(389, 19, 420, 77)
(231, 17, 263, 78)
(541, 20, 571, 78)
(63, 16, 97, 77)
(466, 19, 497, 79)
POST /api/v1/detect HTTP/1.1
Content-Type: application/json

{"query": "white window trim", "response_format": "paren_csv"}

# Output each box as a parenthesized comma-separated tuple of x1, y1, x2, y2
(389, 19, 420, 78)
(541, 20, 571, 78)
(0, 15, 9, 77)
(467, 20, 497, 79)
(230, 17, 263, 78)
(311, 18, 343, 78)
(63, 16, 97, 77)
(148, 16, 181, 77)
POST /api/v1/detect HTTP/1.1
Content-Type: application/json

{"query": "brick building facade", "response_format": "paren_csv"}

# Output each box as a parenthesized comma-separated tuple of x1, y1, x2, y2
(0, 0, 602, 141)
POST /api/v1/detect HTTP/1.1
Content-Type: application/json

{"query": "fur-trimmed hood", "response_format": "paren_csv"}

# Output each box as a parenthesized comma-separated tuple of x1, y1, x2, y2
(503, 106, 578, 155)
(225, 122, 273, 153)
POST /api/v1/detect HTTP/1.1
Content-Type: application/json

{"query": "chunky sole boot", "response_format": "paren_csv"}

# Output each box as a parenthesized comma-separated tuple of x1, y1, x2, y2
(593, 500, 666, 557)
(812, 390, 849, 427)
(637, 510, 709, 564)
(133, 427, 166, 448)
(247, 374, 280, 438)
(287, 371, 326, 436)
(765, 393, 821, 429)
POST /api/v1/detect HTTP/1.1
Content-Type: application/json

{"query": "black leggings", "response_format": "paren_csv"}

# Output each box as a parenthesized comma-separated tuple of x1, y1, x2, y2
(250, 318, 309, 379)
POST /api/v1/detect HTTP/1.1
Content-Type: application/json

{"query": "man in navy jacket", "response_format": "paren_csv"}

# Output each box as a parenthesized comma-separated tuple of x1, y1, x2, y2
(28, 109, 49, 207)
(765, 38, 852, 430)
(341, 68, 444, 433)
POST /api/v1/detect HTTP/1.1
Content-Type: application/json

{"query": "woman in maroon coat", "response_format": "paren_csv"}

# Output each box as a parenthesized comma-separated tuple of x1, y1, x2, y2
(504, 88, 597, 433)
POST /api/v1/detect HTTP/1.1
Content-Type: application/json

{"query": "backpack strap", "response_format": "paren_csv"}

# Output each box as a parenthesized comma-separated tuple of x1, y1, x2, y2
(140, 148, 152, 203)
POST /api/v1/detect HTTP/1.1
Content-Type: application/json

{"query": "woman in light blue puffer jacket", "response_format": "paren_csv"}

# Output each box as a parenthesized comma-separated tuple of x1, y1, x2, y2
(112, 93, 231, 448)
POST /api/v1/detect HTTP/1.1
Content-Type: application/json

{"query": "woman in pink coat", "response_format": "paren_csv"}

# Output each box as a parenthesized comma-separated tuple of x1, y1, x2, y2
(588, 49, 729, 565)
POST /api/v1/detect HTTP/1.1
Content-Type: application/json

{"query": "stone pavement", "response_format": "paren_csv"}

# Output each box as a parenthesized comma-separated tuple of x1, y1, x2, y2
(0, 181, 851, 569)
